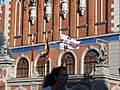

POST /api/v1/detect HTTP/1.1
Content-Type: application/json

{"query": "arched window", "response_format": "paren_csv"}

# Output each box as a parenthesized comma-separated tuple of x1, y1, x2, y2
(36, 56, 50, 76)
(84, 50, 99, 75)
(61, 52, 75, 75)
(17, 58, 29, 78)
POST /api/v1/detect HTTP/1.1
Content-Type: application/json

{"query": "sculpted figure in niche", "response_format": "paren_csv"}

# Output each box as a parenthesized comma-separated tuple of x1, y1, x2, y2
(97, 42, 107, 63)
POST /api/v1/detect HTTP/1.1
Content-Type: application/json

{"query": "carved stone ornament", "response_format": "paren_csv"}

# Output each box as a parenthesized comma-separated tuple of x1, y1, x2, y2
(30, 6, 36, 25)
(94, 63, 110, 76)
(45, 0, 52, 21)
(29, 0, 36, 25)
(79, 0, 86, 16)
(97, 42, 107, 63)
(0, 68, 6, 78)
(15, 85, 27, 90)
(61, 0, 68, 19)
(31, 84, 37, 90)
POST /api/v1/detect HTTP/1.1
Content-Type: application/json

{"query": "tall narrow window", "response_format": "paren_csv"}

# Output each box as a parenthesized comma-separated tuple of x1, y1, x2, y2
(84, 50, 98, 75)
(61, 52, 75, 75)
(14, 0, 23, 46)
(17, 58, 29, 78)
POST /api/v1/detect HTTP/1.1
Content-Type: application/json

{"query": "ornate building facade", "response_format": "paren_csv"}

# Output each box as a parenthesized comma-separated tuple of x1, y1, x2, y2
(0, 0, 120, 90)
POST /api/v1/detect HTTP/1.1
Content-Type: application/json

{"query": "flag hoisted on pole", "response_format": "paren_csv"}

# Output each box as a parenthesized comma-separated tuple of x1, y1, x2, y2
(30, 34, 34, 76)
(42, 32, 50, 76)
(41, 34, 50, 60)
(60, 34, 81, 50)
(31, 34, 34, 62)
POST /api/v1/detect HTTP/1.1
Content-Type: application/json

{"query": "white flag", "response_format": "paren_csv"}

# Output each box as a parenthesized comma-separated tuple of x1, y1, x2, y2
(60, 34, 81, 50)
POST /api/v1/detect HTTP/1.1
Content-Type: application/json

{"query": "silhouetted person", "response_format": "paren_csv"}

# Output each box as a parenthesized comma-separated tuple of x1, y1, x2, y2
(42, 66, 71, 90)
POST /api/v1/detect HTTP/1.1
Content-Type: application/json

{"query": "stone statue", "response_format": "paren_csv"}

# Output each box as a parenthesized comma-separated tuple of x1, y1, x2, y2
(97, 42, 107, 63)
(0, 29, 12, 58)
(30, 0, 36, 6)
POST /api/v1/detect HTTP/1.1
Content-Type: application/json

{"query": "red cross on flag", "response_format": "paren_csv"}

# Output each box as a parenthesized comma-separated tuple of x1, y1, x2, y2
(60, 34, 80, 50)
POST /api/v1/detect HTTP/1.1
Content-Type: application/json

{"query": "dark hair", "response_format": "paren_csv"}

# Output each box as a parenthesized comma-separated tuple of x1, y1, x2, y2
(42, 66, 67, 88)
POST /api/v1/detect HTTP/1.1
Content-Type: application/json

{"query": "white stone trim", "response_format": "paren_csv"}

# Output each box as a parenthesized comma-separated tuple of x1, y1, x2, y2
(111, 0, 120, 32)
(15, 54, 31, 77)
(4, 0, 11, 43)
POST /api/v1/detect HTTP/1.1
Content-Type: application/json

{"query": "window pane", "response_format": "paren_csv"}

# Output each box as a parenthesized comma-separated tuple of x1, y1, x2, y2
(61, 52, 75, 75)
(84, 50, 98, 75)
(17, 58, 29, 78)
(37, 56, 46, 76)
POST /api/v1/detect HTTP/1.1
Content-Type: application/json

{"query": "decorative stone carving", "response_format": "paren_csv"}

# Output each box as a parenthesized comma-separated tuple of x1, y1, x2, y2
(88, 45, 94, 50)
(29, 0, 36, 25)
(15, 85, 27, 90)
(79, 0, 86, 16)
(97, 42, 107, 63)
(45, 0, 52, 22)
(30, 0, 36, 5)
(0, 68, 6, 78)
(31, 84, 38, 90)
(0, 30, 12, 58)
(61, 0, 68, 19)
(94, 63, 110, 76)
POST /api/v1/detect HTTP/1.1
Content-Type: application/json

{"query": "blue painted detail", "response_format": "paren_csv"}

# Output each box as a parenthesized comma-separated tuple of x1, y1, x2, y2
(11, 44, 45, 54)
(80, 38, 96, 45)
(10, 42, 60, 54)
(10, 34, 120, 54)
(0, 0, 5, 3)
(100, 35, 119, 41)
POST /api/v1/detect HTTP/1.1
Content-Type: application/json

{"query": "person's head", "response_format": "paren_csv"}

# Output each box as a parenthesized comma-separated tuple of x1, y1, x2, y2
(42, 66, 68, 88)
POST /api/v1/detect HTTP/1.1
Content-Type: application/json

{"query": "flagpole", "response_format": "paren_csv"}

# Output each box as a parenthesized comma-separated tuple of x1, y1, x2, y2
(44, 57, 47, 76)
(31, 34, 34, 77)
(44, 32, 48, 76)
